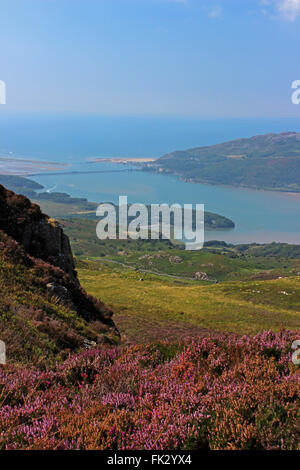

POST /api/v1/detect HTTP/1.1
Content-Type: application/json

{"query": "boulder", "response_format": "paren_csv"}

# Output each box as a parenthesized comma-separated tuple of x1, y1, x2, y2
(47, 282, 74, 307)
(194, 271, 210, 281)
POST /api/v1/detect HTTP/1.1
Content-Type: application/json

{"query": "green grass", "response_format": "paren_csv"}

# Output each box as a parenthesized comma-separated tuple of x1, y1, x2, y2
(107, 248, 300, 281)
(77, 260, 300, 343)
(59, 218, 177, 257)
(57, 218, 300, 282)
(32, 198, 98, 219)
(0, 253, 111, 366)
(220, 277, 300, 311)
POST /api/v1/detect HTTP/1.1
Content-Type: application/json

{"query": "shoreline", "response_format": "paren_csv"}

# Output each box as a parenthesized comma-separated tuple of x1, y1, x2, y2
(140, 167, 300, 197)
(90, 157, 157, 164)
(0, 157, 67, 176)
(87, 158, 300, 196)
(3, 156, 300, 197)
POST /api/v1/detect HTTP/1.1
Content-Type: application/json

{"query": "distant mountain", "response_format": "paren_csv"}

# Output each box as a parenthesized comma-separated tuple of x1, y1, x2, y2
(145, 132, 300, 192)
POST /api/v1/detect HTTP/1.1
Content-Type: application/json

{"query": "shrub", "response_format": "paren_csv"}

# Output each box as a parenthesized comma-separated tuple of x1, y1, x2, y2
(0, 330, 299, 450)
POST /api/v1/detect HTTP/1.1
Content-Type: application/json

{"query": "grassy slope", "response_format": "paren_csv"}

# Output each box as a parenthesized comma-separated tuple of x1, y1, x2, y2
(78, 260, 300, 343)
(59, 218, 300, 342)
(32, 198, 98, 218)
(0, 248, 115, 366)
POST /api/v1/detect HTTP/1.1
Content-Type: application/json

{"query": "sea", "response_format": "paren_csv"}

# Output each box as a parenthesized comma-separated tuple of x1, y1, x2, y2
(1, 112, 300, 244)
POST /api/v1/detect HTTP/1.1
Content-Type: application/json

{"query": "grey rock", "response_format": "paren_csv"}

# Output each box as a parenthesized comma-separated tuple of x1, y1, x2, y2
(47, 282, 74, 306)
(83, 339, 97, 350)
(194, 271, 210, 281)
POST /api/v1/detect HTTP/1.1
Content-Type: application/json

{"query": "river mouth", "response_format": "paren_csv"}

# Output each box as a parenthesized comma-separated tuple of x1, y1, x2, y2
(2, 115, 300, 245)
(29, 163, 300, 245)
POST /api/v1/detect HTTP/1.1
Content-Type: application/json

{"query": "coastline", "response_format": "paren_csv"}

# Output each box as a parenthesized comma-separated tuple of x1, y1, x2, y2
(0, 157, 67, 176)
(3, 155, 300, 198)
(90, 157, 157, 164)
(89, 158, 300, 196)
(4, 162, 300, 245)
(139, 166, 300, 196)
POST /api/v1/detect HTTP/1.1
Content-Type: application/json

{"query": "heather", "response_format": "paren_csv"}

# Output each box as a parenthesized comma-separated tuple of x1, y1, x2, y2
(0, 330, 299, 450)
(0, 185, 300, 451)
(0, 188, 118, 366)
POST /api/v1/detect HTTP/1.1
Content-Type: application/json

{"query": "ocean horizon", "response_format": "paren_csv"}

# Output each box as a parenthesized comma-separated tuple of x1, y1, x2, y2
(1, 113, 300, 162)
(1, 113, 300, 244)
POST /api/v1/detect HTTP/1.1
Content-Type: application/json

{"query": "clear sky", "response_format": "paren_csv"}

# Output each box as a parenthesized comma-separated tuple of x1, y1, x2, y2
(1, 0, 300, 117)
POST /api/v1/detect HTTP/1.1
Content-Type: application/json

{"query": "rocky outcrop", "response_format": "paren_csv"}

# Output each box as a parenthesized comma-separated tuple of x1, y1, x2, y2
(169, 256, 183, 264)
(0, 185, 76, 281)
(46, 282, 75, 307)
(21, 219, 76, 280)
(0, 184, 119, 337)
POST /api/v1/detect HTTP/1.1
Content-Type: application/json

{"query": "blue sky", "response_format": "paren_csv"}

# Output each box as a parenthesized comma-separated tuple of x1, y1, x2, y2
(1, 0, 300, 117)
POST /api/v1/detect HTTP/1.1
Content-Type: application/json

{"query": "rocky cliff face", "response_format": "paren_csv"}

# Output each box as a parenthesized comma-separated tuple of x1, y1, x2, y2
(0, 184, 118, 338)
(0, 184, 76, 281)
(21, 218, 76, 280)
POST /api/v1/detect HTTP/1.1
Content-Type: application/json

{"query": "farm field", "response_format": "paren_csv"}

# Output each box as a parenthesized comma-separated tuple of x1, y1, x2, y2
(78, 260, 300, 343)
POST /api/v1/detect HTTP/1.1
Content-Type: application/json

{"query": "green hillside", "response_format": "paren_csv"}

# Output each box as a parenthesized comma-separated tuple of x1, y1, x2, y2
(0, 186, 299, 451)
(78, 259, 300, 343)
(146, 132, 300, 191)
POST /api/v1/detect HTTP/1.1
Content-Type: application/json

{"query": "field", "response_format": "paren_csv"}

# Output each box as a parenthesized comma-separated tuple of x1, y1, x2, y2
(55, 217, 300, 343)
(78, 260, 300, 343)
(105, 248, 300, 281)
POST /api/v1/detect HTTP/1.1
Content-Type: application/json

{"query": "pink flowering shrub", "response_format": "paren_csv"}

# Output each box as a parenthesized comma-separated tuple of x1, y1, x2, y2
(0, 330, 299, 450)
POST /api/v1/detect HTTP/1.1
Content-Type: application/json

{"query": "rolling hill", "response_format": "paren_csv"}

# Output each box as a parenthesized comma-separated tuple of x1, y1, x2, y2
(145, 132, 300, 191)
